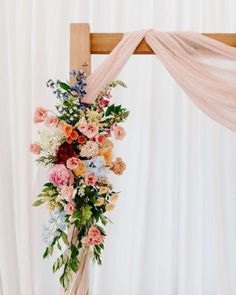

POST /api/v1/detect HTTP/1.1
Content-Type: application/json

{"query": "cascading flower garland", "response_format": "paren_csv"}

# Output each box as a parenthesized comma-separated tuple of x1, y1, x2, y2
(30, 70, 129, 290)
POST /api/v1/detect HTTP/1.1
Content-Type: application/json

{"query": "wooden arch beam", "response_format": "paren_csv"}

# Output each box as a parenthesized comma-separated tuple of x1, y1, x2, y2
(70, 23, 236, 77)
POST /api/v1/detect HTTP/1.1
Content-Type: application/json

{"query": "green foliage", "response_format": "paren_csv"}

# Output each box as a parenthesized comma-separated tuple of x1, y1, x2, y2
(32, 199, 44, 207)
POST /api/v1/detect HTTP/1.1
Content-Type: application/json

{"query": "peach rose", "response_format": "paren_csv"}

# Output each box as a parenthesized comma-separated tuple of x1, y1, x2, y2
(110, 193, 119, 202)
(99, 186, 109, 194)
(44, 115, 58, 127)
(66, 202, 76, 215)
(113, 125, 126, 140)
(97, 176, 110, 185)
(106, 203, 115, 211)
(96, 197, 105, 206)
(73, 161, 86, 176)
(34, 107, 47, 123)
(111, 157, 126, 175)
(30, 143, 41, 155)
(85, 173, 97, 186)
(66, 157, 81, 170)
(61, 185, 74, 202)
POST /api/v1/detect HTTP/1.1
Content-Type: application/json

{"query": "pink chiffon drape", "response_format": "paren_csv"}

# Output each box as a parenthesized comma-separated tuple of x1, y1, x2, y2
(84, 30, 236, 132)
(70, 29, 236, 295)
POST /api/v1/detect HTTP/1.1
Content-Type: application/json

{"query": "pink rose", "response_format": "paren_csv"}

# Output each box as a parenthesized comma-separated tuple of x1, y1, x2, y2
(66, 157, 81, 170)
(81, 236, 92, 245)
(96, 134, 106, 145)
(44, 115, 58, 127)
(82, 226, 105, 245)
(113, 125, 126, 140)
(61, 185, 74, 202)
(84, 122, 99, 139)
(30, 143, 41, 155)
(88, 226, 100, 237)
(33, 107, 47, 123)
(66, 202, 76, 215)
(85, 173, 97, 186)
(48, 164, 74, 187)
(77, 117, 88, 134)
(92, 235, 104, 245)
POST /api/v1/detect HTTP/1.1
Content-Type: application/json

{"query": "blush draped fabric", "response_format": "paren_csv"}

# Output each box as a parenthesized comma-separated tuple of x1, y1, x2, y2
(84, 30, 236, 132)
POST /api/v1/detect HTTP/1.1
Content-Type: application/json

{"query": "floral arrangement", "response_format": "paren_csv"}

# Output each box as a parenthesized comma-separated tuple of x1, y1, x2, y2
(30, 70, 129, 290)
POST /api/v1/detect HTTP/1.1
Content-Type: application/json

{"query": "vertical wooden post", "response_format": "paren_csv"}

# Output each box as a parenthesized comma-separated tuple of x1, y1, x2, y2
(70, 23, 91, 83)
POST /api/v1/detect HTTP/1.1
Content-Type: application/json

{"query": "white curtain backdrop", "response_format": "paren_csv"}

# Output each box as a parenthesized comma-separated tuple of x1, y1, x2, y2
(1, 0, 236, 295)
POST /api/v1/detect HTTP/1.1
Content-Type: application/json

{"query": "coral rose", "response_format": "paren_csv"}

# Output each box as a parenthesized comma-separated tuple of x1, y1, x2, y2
(113, 125, 126, 140)
(48, 164, 74, 187)
(30, 143, 41, 155)
(34, 107, 47, 123)
(78, 135, 87, 144)
(96, 134, 106, 146)
(111, 157, 126, 175)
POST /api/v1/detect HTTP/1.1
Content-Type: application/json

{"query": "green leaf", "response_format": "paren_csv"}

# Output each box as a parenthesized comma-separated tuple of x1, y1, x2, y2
(43, 247, 49, 259)
(113, 105, 121, 114)
(32, 199, 44, 207)
(44, 182, 54, 187)
(57, 242, 62, 251)
(72, 210, 82, 220)
(69, 260, 79, 272)
(59, 82, 71, 91)
(61, 231, 69, 246)
(82, 205, 92, 224)
(48, 245, 54, 256)
(100, 215, 107, 226)
(105, 104, 114, 116)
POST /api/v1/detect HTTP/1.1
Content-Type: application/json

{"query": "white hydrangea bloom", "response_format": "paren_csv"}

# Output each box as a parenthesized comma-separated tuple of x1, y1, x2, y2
(39, 127, 65, 152)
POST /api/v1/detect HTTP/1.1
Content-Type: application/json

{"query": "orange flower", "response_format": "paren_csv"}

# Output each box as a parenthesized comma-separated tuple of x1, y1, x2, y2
(70, 130, 78, 140)
(63, 124, 73, 137)
(97, 147, 112, 166)
(73, 161, 86, 176)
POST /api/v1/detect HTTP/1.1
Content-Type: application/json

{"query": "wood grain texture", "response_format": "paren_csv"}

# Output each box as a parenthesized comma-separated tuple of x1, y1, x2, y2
(70, 23, 91, 80)
(90, 32, 236, 54)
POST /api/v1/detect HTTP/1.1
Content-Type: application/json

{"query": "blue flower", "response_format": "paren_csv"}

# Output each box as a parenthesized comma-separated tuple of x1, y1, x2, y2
(85, 156, 108, 178)
(42, 209, 67, 245)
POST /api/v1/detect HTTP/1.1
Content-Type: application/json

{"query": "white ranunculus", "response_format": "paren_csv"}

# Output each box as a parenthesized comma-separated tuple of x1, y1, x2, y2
(39, 127, 65, 152)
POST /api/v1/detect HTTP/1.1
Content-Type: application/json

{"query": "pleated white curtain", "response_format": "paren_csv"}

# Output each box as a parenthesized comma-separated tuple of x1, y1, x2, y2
(1, 0, 236, 295)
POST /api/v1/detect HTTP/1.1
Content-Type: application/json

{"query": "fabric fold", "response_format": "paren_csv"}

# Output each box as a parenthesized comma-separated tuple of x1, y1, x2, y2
(83, 29, 236, 132)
